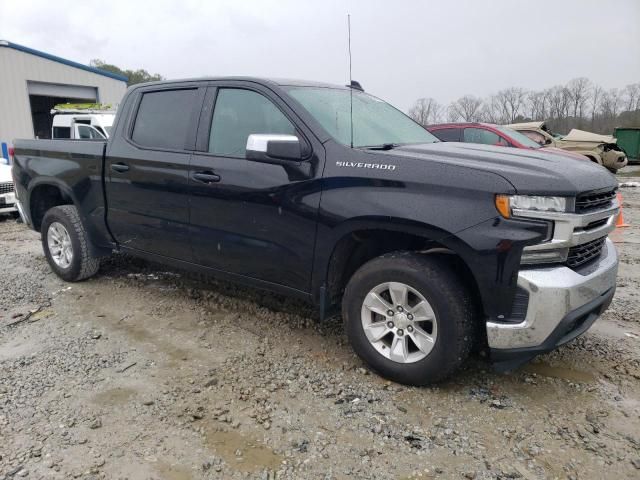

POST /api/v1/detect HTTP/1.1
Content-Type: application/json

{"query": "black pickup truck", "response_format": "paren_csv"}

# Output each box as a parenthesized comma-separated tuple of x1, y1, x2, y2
(12, 78, 619, 385)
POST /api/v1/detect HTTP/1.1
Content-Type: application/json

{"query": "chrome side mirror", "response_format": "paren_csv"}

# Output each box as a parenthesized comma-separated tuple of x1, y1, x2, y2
(246, 134, 302, 162)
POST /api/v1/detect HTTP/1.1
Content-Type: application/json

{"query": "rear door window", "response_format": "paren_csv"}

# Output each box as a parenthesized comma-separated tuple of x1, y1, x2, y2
(463, 128, 500, 145)
(132, 89, 198, 150)
(431, 128, 461, 142)
(208, 88, 296, 157)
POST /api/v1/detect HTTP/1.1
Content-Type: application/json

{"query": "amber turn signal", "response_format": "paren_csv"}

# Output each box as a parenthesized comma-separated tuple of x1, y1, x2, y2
(495, 195, 511, 218)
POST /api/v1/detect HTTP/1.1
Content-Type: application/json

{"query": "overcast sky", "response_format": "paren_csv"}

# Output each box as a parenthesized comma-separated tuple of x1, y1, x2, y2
(1, 0, 639, 111)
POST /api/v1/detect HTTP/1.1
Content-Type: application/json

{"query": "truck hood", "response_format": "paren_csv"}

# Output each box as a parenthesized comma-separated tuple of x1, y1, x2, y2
(385, 142, 617, 196)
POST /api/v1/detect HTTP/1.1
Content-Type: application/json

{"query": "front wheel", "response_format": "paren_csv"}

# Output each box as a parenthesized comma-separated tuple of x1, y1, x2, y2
(41, 205, 100, 282)
(342, 252, 475, 385)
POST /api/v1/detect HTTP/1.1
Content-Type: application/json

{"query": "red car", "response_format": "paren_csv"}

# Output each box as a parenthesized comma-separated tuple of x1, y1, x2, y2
(427, 123, 588, 161)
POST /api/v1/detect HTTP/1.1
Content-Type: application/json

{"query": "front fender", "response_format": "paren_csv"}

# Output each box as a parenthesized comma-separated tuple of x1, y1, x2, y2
(312, 211, 548, 323)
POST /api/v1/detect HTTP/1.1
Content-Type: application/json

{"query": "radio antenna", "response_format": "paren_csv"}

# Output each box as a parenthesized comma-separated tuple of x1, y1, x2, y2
(348, 14, 354, 149)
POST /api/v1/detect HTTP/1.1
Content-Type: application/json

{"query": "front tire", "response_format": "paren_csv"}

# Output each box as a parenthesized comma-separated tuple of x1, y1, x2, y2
(342, 252, 475, 385)
(41, 205, 100, 282)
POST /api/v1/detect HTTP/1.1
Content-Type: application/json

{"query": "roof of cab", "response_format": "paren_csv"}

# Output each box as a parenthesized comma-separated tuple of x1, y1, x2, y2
(427, 122, 501, 129)
(505, 121, 546, 129)
(128, 76, 350, 90)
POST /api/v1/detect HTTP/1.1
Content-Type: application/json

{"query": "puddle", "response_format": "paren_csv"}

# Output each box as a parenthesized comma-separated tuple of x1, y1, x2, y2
(155, 462, 192, 480)
(522, 362, 596, 383)
(0, 338, 40, 361)
(205, 428, 282, 472)
(111, 319, 190, 363)
(92, 387, 138, 406)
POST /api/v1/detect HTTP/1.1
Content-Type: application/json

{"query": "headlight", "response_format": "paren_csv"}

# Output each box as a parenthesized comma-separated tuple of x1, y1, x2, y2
(495, 195, 569, 218)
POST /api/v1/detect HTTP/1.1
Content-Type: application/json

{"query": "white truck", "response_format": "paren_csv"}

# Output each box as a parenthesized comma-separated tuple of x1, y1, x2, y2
(0, 162, 17, 215)
(51, 106, 116, 140)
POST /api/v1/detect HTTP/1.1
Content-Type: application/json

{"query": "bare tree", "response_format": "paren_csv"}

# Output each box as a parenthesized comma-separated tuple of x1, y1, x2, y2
(408, 98, 442, 126)
(590, 84, 604, 126)
(481, 95, 502, 124)
(495, 87, 528, 123)
(546, 86, 572, 131)
(448, 95, 483, 122)
(601, 88, 622, 118)
(566, 77, 591, 118)
(623, 83, 640, 112)
(527, 90, 547, 120)
(446, 104, 460, 122)
(409, 77, 639, 135)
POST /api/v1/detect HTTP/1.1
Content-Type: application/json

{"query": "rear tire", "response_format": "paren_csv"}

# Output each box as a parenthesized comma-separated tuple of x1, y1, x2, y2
(342, 252, 475, 385)
(41, 205, 100, 282)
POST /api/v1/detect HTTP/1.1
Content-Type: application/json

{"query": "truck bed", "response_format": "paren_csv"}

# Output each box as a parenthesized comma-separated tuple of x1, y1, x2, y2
(12, 138, 110, 249)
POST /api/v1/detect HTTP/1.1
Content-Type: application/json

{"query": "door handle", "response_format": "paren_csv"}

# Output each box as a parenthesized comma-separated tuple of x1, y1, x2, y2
(192, 171, 221, 184)
(111, 163, 130, 173)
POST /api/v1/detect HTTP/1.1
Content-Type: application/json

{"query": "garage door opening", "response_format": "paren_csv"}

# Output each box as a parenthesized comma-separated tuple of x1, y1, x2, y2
(27, 81, 98, 139)
(29, 94, 95, 139)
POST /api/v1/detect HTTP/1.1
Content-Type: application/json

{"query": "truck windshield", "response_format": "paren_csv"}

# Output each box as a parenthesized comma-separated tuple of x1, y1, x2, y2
(285, 87, 438, 148)
(493, 125, 542, 149)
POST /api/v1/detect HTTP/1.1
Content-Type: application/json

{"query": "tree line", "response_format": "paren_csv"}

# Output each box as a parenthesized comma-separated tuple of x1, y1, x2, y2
(408, 78, 640, 135)
(90, 59, 164, 87)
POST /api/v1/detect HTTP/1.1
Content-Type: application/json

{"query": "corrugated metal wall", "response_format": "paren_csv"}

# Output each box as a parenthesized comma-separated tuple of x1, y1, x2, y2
(0, 47, 127, 147)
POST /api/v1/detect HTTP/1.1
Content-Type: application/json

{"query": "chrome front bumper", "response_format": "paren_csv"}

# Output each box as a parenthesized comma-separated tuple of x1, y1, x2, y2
(487, 237, 618, 351)
(0, 192, 17, 214)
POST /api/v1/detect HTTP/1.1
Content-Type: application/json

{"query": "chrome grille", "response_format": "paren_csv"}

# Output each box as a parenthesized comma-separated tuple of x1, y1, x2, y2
(0, 182, 14, 194)
(575, 189, 616, 213)
(567, 237, 606, 268)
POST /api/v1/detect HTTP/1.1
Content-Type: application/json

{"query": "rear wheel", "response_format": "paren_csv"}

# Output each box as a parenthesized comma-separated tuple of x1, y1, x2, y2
(41, 205, 100, 281)
(342, 252, 475, 385)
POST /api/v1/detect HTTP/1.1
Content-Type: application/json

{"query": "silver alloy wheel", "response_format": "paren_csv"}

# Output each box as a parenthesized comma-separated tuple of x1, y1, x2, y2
(360, 282, 438, 363)
(47, 222, 74, 269)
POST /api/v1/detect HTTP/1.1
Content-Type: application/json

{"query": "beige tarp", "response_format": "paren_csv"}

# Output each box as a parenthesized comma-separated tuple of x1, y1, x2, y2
(562, 129, 616, 143)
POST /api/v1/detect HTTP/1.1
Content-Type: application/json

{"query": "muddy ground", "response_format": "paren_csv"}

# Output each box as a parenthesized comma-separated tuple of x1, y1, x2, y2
(1, 171, 640, 480)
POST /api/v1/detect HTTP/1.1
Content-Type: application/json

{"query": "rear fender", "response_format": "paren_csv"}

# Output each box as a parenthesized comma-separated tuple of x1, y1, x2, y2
(27, 178, 111, 257)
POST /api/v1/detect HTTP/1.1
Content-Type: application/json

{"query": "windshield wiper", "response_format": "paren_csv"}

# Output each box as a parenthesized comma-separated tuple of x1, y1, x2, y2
(361, 143, 400, 150)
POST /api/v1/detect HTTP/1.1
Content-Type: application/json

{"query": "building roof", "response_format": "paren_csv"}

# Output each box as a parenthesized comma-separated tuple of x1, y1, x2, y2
(0, 40, 128, 83)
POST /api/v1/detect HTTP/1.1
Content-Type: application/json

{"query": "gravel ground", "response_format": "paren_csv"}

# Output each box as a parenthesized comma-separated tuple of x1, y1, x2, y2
(1, 175, 640, 480)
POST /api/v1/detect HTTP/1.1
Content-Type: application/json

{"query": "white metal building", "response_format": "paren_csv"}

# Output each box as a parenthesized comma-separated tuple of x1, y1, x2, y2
(0, 40, 127, 160)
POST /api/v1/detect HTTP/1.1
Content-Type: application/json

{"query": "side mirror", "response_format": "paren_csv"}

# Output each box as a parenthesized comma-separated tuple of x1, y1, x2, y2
(246, 134, 303, 163)
(544, 138, 553, 145)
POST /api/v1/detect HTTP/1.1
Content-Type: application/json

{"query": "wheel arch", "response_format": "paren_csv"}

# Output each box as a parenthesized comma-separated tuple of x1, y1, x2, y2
(27, 178, 111, 257)
(28, 179, 76, 231)
(314, 217, 484, 322)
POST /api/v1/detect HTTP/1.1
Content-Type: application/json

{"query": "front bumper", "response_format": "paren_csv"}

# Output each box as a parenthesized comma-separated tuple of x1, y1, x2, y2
(0, 192, 17, 214)
(603, 150, 628, 170)
(487, 237, 618, 369)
